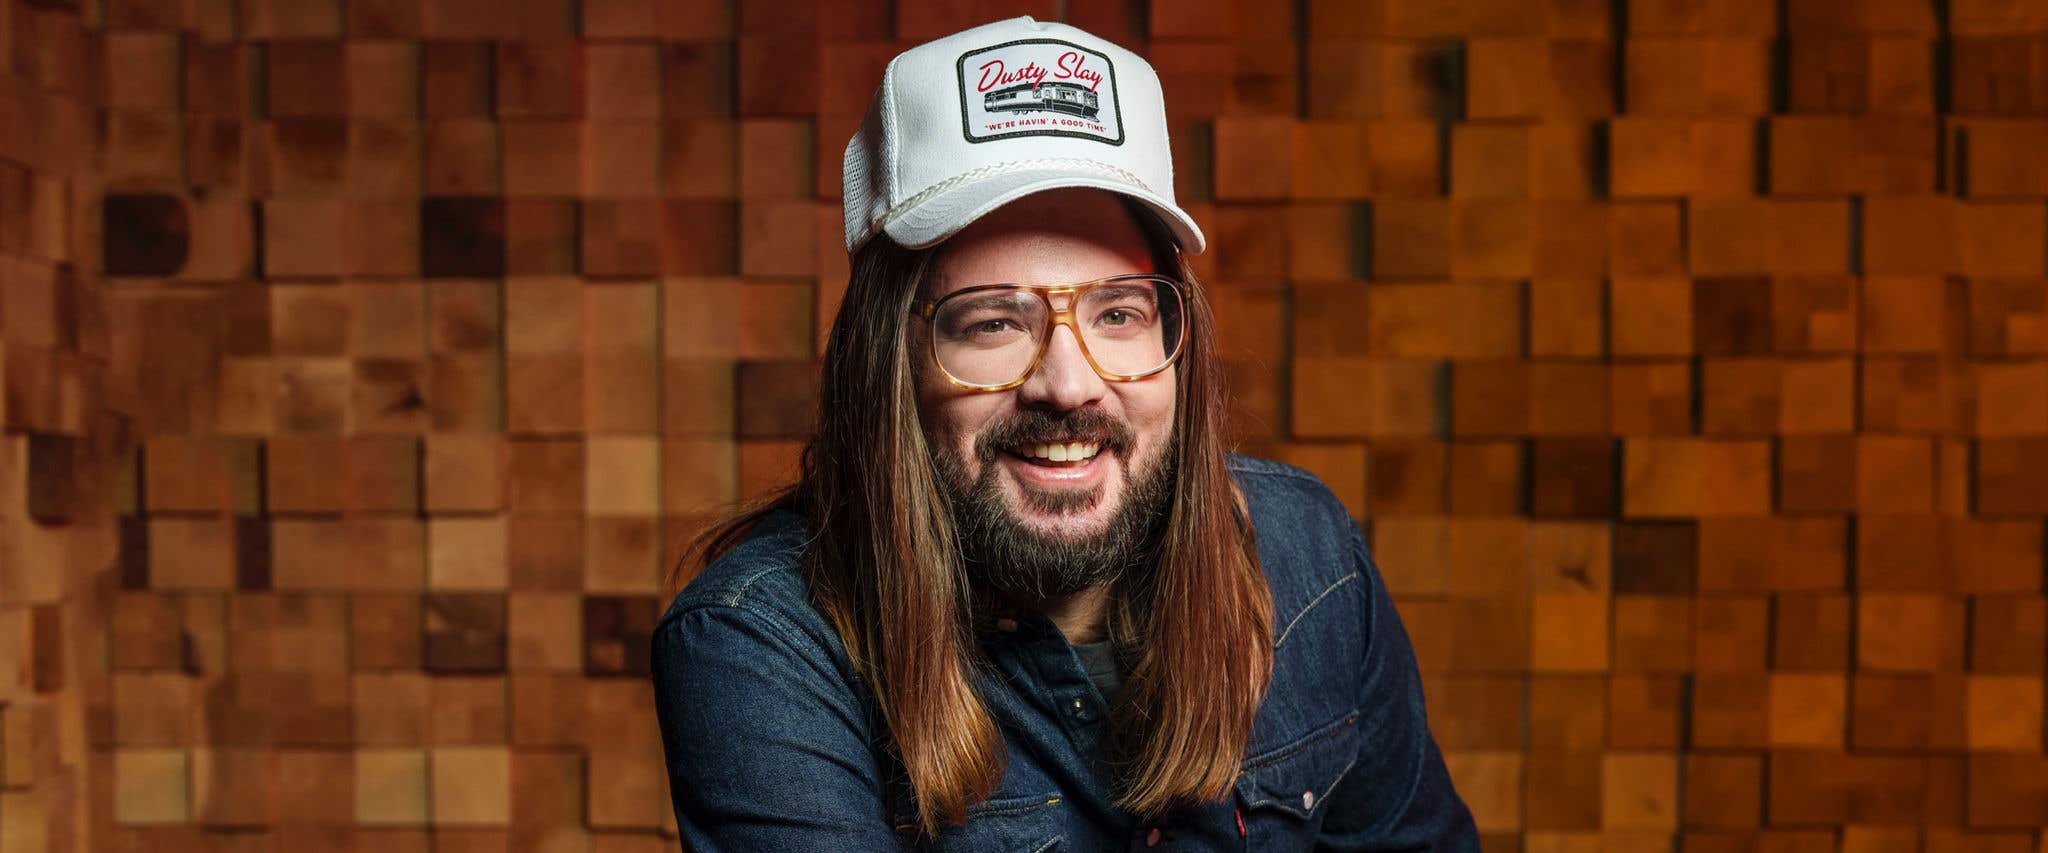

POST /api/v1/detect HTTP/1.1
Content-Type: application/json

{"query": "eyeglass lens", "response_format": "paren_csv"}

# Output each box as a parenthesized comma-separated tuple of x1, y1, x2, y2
(931, 280, 1185, 387)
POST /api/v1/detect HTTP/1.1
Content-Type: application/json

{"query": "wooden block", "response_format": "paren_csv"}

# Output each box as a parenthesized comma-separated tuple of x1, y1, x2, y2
(1612, 595, 1693, 672)
(1622, 438, 1772, 517)
(502, 750, 582, 839)
(585, 511, 655, 593)
(1863, 196, 1958, 275)
(1451, 362, 1528, 438)
(356, 749, 428, 825)
(115, 749, 190, 824)
(500, 120, 581, 196)
(1608, 674, 1687, 750)
(1684, 753, 1763, 829)
(1441, 752, 1522, 833)
(190, 748, 273, 827)
(420, 197, 506, 278)
(147, 519, 237, 590)
(1699, 358, 1778, 435)
(1857, 594, 1952, 671)
(495, 42, 582, 118)
(1692, 672, 1770, 747)
(580, 198, 662, 277)
(1694, 277, 1774, 356)
(509, 672, 585, 748)
(1527, 675, 1605, 751)
(354, 672, 431, 745)
(1769, 750, 1929, 824)
(1625, 37, 1772, 114)
(1529, 279, 1605, 356)
(427, 518, 507, 591)
(1856, 436, 1936, 513)
(1364, 120, 1443, 197)
(423, 593, 506, 673)
(1522, 751, 1601, 829)
(737, 200, 816, 278)
(1611, 521, 1695, 596)
(1968, 278, 2048, 357)
(1370, 200, 1451, 278)
(1768, 117, 1938, 194)
(429, 746, 511, 826)
(1978, 437, 2048, 513)
(1210, 206, 1291, 278)
(1769, 672, 1847, 747)
(1971, 595, 2047, 674)
(272, 748, 355, 825)
(1528, 437, 1615, 518)
(1368, 282, 1522, 358)
(1524, 363, 1610, 436)
(1962, 120, 2048, 197)
(113, 672, 197, 746)
(1446, 518, 1528, 596)
(1852, 672, 1966, 750)
(1695, 595, 1770, 671)
(581, 122, 660, 198)
(1603, 752, 1679, 829)
(1450, 123, 1529, 198)
(1610, 277, 1693, 357)
(1959, 203, 2047, 276)
(1966, 674, 2044, 750)
(506, 439, 585, 513)
(1365, 439, 1446, 515)
(1609, 361, 1694, 435)
(504, 592, 581, 672)
(1530, 593, 1609, 673)
(1773, 593, 1853, 670)
(1973, 362, 2048, 436)
(424, 120, 499, 194)
(1426, 675, 1527, 750)
(1964, 753, 2048, 825)
(1771, 275, 1859, 354)
(1450, 200, 1534, 278)
(735, 36, 816, 116)
(262, 198, 347, 277)
(266, 40, 347, 117)
(424, 675, 506, 745)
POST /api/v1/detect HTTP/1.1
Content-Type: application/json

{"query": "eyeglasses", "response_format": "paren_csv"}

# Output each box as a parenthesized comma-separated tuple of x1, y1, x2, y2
(910, 274, 1188, 392)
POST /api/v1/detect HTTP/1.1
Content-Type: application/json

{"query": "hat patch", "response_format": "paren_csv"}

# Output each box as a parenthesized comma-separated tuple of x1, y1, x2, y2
(956, 39, 1124, 146)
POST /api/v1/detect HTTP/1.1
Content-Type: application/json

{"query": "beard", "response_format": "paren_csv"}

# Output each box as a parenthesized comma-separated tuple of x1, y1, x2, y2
(931, 407, 1176, 602)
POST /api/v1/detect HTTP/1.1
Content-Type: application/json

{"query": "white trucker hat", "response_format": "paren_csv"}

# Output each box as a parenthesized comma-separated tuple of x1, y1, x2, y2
(841, 16, 1205, 256)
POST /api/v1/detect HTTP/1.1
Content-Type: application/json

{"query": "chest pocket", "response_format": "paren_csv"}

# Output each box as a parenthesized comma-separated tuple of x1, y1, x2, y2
(894, 790, 1065, 852)
(1233, 709, 1360, 850)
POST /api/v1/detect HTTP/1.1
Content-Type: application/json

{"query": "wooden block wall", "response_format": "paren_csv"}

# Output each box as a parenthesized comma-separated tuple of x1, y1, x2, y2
(56, 0, 2048, 850)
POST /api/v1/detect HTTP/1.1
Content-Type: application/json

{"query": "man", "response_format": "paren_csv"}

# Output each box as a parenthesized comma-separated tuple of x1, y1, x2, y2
(653, 16, 1478, 851)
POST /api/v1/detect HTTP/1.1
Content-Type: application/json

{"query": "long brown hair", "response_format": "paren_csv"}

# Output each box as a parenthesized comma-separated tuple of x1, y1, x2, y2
(675, 205, 1274, 839)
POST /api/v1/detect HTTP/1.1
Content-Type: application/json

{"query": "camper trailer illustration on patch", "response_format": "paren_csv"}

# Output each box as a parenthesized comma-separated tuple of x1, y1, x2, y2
(982, 81, 1101, 121)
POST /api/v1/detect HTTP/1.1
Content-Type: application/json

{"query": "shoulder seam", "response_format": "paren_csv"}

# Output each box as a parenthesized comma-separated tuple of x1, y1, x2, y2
(1225, 456, 1319, 484)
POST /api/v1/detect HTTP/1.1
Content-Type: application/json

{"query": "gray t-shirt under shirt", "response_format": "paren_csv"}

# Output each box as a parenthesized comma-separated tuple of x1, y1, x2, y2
(1070, 639, 1123, 705)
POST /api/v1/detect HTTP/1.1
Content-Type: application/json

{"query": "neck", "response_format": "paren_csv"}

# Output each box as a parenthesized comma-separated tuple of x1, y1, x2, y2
(1016, 582, 1114, 644)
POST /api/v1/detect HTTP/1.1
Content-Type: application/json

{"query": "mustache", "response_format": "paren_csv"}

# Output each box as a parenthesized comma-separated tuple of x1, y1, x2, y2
(971, 408, 1135, 461)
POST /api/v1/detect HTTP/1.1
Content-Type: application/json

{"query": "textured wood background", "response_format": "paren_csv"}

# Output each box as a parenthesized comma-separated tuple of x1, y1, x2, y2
(0, 0, 2037, 849)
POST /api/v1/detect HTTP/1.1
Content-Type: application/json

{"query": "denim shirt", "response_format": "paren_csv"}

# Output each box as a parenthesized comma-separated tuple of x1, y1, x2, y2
(652, 455, 1480, 851)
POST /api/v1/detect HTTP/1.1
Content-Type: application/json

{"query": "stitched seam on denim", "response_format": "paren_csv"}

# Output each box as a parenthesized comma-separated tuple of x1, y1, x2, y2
(1029, 835, 1063, 853)
(1242, 754, 1358, 812)
(721, 562, 793, 607)
(1242, 707, 1360, 772)
(1275, 571, 1359, 650)
(967, 794, 1063, 817)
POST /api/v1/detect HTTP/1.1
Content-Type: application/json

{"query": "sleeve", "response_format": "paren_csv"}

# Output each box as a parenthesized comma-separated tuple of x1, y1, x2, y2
(651, 603, 907, 852)
(1314, 521, 1482, 851)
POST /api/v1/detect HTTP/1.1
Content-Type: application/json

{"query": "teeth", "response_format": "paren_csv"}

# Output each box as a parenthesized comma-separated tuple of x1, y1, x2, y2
(1020, 441, 1102, 462)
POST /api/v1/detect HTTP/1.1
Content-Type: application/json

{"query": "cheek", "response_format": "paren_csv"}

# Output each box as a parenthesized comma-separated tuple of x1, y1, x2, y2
(1120, 371, 1178, 444)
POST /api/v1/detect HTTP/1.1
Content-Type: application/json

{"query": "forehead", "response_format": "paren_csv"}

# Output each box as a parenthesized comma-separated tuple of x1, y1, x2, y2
(926, 189, 1160, 299)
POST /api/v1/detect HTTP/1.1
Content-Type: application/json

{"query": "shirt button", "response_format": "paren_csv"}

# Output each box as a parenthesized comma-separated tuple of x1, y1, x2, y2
(1302, 789, 1315, 810)
(1069, 697, 1087, 717)
(1145, 827, 1161, 846)
(996, 617, 1018, 632)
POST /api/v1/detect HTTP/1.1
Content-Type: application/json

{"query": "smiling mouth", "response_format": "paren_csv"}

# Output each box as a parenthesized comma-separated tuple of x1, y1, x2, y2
(1006, 440, 1105, 466)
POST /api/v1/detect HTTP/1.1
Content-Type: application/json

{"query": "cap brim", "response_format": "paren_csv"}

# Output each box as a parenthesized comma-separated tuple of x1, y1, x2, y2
(881, 168, 1206, 255)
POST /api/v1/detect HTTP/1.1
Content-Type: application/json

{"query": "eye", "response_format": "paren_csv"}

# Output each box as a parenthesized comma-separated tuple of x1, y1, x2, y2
(1099, 309, 1134, 326)
(974, 319, 1014, 334)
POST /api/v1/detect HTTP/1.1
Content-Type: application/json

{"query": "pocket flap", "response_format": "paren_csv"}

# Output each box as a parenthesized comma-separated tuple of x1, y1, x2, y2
(1233, 709, 1361, 820)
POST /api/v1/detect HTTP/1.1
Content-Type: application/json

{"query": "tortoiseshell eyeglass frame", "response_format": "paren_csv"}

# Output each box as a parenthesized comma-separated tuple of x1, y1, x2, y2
(908, 273, 1189, 392)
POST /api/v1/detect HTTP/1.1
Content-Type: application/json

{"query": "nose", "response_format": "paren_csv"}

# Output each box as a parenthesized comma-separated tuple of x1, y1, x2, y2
(1016, 324, 1108, 411)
